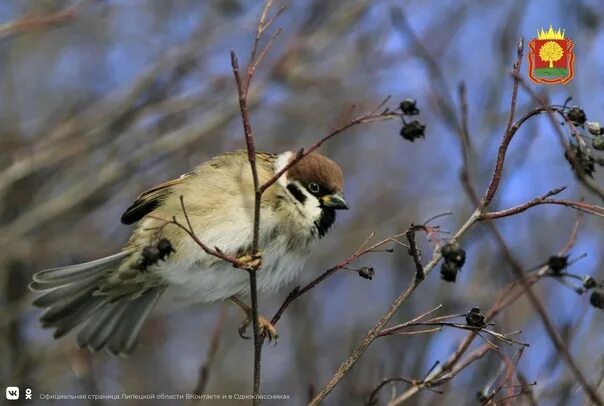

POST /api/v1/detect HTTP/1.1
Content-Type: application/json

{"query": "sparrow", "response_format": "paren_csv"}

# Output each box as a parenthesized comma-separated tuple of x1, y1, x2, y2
(30, 150, 348, 355)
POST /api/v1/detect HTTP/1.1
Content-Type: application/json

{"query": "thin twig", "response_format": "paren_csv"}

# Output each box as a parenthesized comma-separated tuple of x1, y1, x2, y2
(367, 377, 415, 405)
(383, 345, 492, 405)
(481, 37, 524, 208)
(148, 196, 256, 268)
(482, 348, 526, 404)
(271, 231, 407, 325)
(192, 306, 227, 397)
(379, 317, 527, 348)
(428, 345, 492, 388)
(259, 101, 400, 194)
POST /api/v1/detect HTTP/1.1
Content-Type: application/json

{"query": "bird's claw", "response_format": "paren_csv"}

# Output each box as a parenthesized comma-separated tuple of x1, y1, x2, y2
(238, 315, 278, 343)
(236, 250, 263, 270)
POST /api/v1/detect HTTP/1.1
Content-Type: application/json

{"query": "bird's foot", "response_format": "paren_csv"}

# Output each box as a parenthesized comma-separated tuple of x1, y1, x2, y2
(235, 250, 263, 270)
(230, 295, 277, 343)
(238, 314, 278, 343)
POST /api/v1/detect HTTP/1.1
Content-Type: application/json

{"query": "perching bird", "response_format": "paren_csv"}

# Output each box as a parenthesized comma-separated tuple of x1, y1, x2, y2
(30, 150, 348, 355)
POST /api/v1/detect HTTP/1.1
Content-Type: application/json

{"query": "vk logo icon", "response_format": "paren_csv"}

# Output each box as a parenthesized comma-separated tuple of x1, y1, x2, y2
(5, 387, 19, 400)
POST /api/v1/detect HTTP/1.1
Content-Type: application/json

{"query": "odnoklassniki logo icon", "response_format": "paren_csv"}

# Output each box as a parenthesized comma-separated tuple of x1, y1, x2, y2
(528, 25, 574, 84)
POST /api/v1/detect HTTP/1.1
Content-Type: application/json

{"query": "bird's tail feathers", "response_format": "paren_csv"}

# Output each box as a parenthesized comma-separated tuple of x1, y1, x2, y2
(30, 251, 164, 355)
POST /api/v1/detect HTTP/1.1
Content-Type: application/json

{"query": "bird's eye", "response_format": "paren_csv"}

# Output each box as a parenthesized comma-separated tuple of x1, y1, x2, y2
(308, 183, 320, 194)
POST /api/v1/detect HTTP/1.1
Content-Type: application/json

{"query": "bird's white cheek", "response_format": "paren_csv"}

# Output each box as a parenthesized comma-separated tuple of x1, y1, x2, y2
(288, 180, 323, 222)
(302, 195, 323, 221)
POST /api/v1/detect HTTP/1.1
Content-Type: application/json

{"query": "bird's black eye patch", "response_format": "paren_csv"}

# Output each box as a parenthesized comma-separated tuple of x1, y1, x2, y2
(287, 183, 307, 204)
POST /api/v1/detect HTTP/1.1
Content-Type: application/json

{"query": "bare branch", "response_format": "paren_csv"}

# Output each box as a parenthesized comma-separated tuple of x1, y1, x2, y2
(228, 1, 286, 400)
(482, 37, 524, 207)
(0, 0, 92, 40)
(482, 196, 604, 220)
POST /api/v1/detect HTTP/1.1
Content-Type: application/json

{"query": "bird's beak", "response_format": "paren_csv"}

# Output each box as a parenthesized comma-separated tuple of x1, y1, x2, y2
(321, 192, 349, 210)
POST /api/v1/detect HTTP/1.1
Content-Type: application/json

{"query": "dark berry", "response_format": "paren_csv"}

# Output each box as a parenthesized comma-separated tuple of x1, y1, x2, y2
(400, 120, 426, 142)
(566, 106, 586, 124)
(590, 290, 604, 309)
(547, 255, 569, 273)
(440, 261, 459, 282)
(399, 98, 420, 115)
(358, 267, 375, 280)
(441, 242, 466, 268)
(465, 307, 486, 328)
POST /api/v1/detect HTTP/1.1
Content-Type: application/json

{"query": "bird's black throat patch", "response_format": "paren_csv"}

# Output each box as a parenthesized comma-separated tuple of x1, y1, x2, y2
(315, 208, 336, 238)
(287, 182, 336, 238)
(287, 183, 307, 205)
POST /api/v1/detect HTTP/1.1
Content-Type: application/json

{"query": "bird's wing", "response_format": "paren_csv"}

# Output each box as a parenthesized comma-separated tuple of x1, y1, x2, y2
(121, 150, 277, 225)
(120, 172, 195, 225)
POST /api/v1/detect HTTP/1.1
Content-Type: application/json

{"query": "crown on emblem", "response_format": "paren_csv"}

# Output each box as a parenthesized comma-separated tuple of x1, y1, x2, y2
(537, 25, 565, 40)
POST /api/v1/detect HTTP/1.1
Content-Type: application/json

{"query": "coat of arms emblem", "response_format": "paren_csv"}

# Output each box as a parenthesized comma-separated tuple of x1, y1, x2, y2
(528, 25, 574, 84)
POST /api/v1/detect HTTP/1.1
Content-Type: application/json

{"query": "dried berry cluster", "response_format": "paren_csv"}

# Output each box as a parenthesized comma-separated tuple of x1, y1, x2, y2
(546, 254, 604, 310)
(563, 106, 604, 177)
(547, 255, 568, 274)
(564, 143, 599, 177)
(440, 242, 466, 283)
(132, 238, 175, 271)
(398, 99, 426, 142)
(581, 277, 604, 310)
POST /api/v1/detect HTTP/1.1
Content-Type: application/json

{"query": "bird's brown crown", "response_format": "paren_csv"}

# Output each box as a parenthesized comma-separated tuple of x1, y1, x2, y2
(286, 152, 344, 193)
